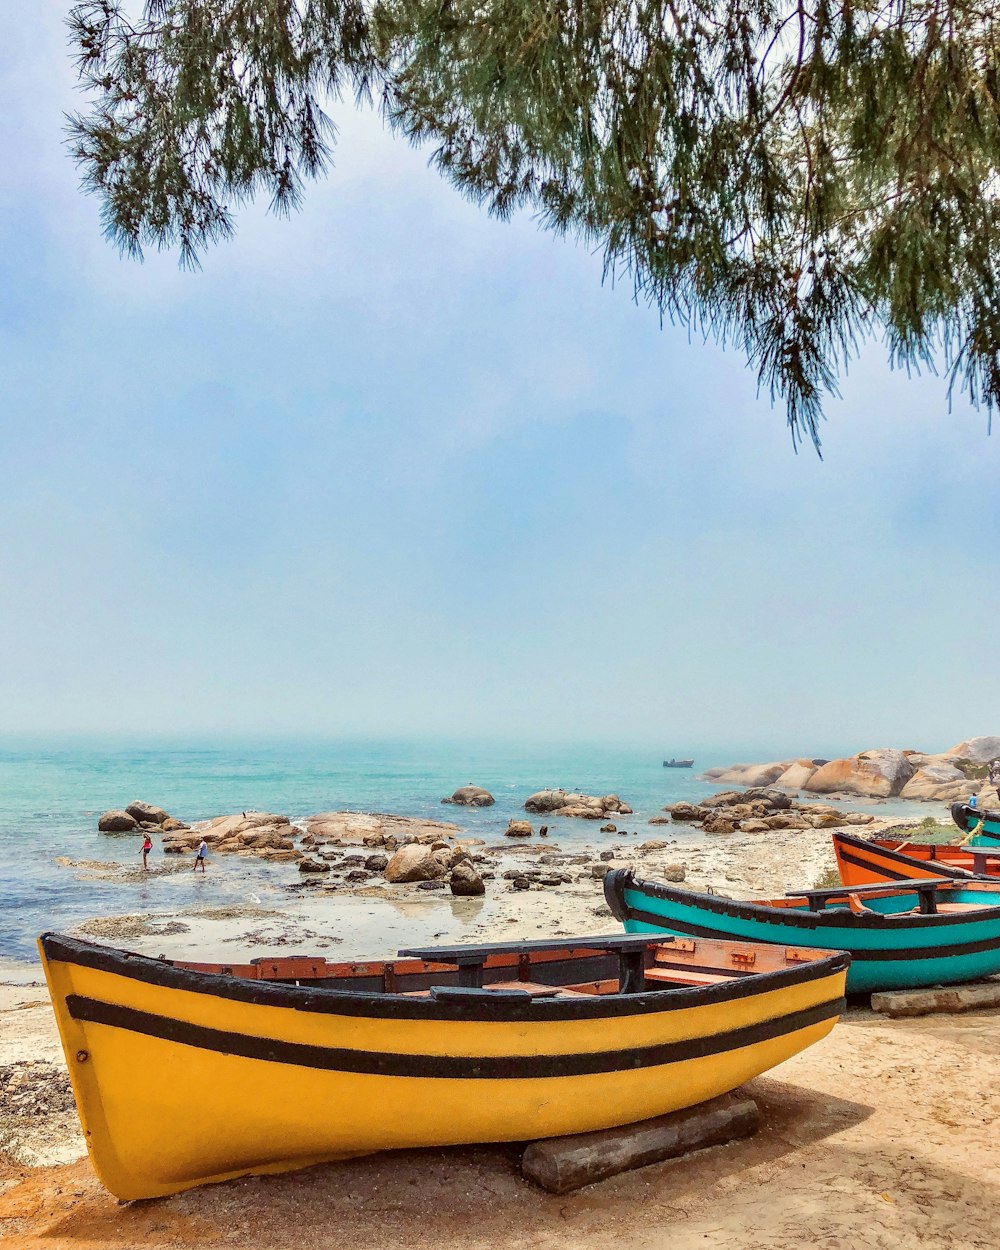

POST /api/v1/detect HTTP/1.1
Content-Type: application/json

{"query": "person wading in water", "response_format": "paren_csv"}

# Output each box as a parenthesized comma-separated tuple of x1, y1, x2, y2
(141, 832, 152, 870)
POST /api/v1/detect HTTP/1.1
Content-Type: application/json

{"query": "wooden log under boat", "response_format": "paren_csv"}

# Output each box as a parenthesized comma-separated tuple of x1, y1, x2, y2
(38, 931, 847, 1202)
(603, 867, 1000, 995)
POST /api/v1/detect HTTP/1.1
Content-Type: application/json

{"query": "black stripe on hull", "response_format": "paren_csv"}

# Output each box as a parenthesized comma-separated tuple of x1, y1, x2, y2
(836, 848, 921, 882)
(835, 833, 971, 879)
(64, 993, 845, 1080)
(39, 934, 849, 1021)
(619, 901, 1000, 962)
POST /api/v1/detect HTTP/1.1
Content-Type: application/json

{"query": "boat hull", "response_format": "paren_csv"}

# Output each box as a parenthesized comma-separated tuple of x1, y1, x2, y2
(39, 933, 847, 1201)
(951, 801, 1000, 844)
(832, 831, 994, 886)
(604, 870, 1000, 994)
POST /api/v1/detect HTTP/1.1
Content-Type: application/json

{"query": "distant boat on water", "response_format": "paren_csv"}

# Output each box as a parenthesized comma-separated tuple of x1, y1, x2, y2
(662, 758, 694, 768)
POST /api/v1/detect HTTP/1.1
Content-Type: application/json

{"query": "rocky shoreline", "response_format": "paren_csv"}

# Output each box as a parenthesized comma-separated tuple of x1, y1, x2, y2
(702, 735, 1000, 804)
(0, 796, 946, 1175)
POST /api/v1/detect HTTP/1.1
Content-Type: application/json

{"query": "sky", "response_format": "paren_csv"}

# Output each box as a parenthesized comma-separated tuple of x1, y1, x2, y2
(1, 9, 998, 759)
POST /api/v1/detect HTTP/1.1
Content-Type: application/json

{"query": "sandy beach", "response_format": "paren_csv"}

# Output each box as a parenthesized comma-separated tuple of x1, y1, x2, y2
(3, 981, 1000, 1249)
(5, 811, 1000, 1248)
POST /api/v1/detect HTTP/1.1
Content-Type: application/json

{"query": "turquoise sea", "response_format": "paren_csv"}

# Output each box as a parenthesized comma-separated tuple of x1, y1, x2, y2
(0, 739, 917, 967)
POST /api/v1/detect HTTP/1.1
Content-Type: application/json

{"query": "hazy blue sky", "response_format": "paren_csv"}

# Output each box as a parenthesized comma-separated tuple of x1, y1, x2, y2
(1, 10, 997, 757)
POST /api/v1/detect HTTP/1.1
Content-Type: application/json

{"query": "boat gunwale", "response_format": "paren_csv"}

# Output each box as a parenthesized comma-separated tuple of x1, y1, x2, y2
(833, 831, 979, 880)
(604, 868, 1000, 933)
(39, 932, 849, 1022)
(952, 801, 1000, 835)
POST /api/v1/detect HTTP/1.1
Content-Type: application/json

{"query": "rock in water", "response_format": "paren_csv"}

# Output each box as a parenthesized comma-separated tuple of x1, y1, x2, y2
(505, 820, 534, 837)
(450, 862, 486, 895)
(384, 844, 449, 883)
(298, 857, 330, 874)
(663, 802, 705, 822)
(98, 810, 138, 832)
(441, 785, 495, 807)
(125, 801, 170, 825)
(524, 790, 633, 818)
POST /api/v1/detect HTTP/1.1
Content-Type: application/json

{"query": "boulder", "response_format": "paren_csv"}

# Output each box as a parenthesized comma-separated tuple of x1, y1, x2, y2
(742, 788, 793, 810)
(304, 811, 460, 844)
(441, 785, 495, 807)
(199, 812, 291, 840)
(524, 789, 574, 813)
(733, 762, 791, 787)
(801, 809, 843, 829)
(804, 750, 915, 798)
(662, 864, 686, 883)
(161, 817, 189, 832)
(899, 763, 968, 802)
(298, 858, 330, 874)
(98, 810, 137, 833)
(640, 840, 668, 851)
(449, 862, 486, 896)
(702, 815, 738, 835)
(384, 844, 449, 883)
(647, 817, 672, 825)
(947, 736, 1000, 764)
(364, 853, 389, 872)
(125, 801, 170, 825)
(763, 812, 809, 830)
(162, 840, 189, 854)
(600, 823, 617, 833)
(505, 820, 534, 838)
(698, 791, 744, 809)
(664, 802, 705, 822)
(773, 761, 818, 790)
(697, 762, 790, 788)
(260, 849, 302, 863)
(740, 819, 771, 834)
(524, 790, 632, 818)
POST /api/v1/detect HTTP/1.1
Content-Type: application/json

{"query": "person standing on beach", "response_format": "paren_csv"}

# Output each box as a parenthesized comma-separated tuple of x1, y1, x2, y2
(141, 833, 152, 871)
(194, 838, 208, 873)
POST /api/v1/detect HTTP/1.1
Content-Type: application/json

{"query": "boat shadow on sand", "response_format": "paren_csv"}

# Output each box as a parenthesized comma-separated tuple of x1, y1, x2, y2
(9, 1079, 877, 1243)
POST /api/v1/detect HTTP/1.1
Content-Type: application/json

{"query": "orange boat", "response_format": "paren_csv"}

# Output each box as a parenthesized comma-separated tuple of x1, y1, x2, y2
(832, 830, 1000, 887)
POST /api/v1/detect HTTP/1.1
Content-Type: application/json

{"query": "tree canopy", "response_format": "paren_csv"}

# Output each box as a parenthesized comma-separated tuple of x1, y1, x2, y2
(68, 0, 1000, 450)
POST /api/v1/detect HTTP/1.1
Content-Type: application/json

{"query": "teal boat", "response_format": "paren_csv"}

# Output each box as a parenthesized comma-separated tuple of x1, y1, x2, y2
(951, 801, 1000, 845)
(604, 869, 1000, 993)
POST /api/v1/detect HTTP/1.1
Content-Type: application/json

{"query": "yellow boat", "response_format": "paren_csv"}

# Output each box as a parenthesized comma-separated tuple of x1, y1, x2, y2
(39, 930, 849, 1200)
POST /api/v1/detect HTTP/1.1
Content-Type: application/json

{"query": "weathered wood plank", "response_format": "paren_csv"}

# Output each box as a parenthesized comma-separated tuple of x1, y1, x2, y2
(520, 1092, 759, 1193)
(871, 979, 1000, 1018)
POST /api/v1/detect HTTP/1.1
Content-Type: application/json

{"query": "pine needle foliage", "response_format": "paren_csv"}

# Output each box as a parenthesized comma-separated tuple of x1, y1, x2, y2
(68, 0, 1000, 450)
